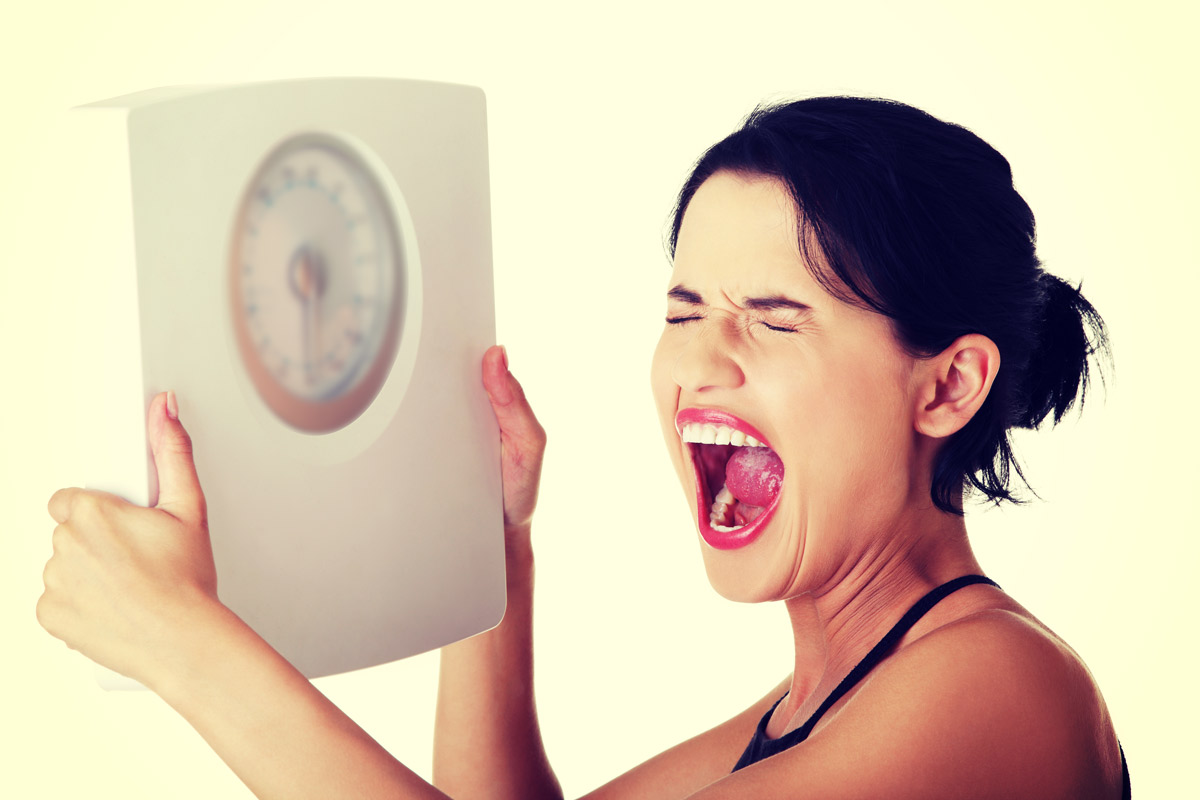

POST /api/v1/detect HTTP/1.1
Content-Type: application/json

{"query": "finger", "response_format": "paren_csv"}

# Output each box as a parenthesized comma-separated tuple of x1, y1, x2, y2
(481, 344, 515, 405)
(35, 590, 60, 638)
(481, 346, 546, 451)
(48, 487, 82, 524)
(147, 392, 207, 525)
(51, 522, 72, 555)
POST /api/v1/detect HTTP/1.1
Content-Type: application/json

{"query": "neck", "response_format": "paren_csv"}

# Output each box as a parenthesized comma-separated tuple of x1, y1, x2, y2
(779, 510, 983, 722)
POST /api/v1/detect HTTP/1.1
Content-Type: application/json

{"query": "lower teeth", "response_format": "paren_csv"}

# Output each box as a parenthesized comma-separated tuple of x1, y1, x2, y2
(709, 484, 739, 529)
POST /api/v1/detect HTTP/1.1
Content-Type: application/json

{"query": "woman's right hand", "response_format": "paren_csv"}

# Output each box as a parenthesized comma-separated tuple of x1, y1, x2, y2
(481, 345, 546, 541)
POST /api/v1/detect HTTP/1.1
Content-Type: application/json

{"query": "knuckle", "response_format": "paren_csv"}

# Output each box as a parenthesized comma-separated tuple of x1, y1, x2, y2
(530, 422, 548, 450)
(51, 522, 72, 554)
(35, 593, 58, 634)
(75, 491, 122, 524)
(72, 491, 102, 519)
(170, 428, 195, 460)
(47, 489, 63, 517)
(42, 555, 61, 591)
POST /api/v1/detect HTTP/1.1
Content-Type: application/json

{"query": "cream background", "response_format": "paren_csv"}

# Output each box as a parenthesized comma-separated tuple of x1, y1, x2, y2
(2, 1, 1195, 796)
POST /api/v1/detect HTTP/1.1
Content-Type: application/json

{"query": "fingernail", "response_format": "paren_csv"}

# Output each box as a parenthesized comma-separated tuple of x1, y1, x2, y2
(499, 345, 509, 371)
(166, 390, 179, 421)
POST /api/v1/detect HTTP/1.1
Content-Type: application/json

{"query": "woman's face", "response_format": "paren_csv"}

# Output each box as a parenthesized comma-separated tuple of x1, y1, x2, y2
(650, 171, 929, 603)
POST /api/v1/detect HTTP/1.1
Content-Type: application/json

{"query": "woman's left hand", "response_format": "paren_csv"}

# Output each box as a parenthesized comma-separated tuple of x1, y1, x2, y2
(37, 391, 218, 686)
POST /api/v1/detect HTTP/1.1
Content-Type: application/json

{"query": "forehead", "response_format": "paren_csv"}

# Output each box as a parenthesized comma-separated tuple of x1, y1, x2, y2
(672, 172, 817, 295)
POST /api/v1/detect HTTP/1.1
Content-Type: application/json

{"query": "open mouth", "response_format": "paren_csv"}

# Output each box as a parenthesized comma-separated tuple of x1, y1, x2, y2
(676, 409, 785, 550)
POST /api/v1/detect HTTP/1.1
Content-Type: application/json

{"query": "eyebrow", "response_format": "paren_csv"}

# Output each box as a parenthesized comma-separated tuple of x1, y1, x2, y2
(667, 285, 811, 313)
(743, 294, 812, 313)
(667, 285, 704, 305)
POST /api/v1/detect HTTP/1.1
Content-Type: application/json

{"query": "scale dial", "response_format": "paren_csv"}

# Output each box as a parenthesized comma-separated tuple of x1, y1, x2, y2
(230, 133, 403, 433)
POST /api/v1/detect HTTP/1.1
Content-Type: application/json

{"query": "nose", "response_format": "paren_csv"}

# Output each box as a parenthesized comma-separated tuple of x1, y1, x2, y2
(670, 319, 745, 392)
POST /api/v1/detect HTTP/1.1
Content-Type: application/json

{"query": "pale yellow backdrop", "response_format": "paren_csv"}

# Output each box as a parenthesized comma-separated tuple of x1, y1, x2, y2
(2, 1, 1195, 797)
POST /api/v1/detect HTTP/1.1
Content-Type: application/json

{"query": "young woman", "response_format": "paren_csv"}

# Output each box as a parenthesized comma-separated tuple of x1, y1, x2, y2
(38, 96, 1127, 798)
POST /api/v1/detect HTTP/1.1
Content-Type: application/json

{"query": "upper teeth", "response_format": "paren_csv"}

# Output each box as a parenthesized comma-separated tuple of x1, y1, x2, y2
(679, 422, 766, 447)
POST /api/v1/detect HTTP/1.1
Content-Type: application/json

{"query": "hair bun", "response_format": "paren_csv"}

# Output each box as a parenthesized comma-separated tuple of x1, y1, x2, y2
(1019, 273, 1111, 429)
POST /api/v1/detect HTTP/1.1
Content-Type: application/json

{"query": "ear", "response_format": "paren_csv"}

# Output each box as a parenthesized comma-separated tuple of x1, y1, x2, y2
(913, 334, 1001, 439)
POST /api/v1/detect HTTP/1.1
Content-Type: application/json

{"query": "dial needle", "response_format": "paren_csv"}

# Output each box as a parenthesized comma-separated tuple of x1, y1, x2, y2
(288, 244, 327, 387)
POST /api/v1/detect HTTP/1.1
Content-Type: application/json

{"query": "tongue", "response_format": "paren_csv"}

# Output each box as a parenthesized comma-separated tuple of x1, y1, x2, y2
(725, 447, 784, 508)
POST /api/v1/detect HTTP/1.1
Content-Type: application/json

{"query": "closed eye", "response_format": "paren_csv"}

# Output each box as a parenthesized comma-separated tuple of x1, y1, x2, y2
(666, 317, 799, 331)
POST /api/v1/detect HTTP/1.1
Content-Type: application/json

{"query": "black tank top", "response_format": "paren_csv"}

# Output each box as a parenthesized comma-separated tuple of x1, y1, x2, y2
(730, 575, 1130, 798)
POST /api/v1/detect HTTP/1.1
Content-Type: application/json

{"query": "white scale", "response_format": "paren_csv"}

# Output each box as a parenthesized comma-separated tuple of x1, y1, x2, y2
(67, 79, 505, 684)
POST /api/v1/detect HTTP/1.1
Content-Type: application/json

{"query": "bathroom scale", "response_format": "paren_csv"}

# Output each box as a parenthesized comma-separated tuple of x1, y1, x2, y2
(65, 78, 505, 684)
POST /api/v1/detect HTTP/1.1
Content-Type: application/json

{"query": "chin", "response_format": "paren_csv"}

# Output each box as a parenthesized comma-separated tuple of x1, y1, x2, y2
(695, 515, 806, 604)
(700, 552, 785, 603)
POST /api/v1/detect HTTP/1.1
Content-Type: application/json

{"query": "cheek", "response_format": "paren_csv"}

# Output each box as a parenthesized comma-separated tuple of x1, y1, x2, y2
(650, 334, 676, 429)
(650, 334, 688, 485)
(811, 375, 914, 509)
(786, 363, 911, 495)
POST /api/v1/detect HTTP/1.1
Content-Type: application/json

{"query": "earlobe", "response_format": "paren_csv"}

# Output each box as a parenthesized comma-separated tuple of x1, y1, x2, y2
(914, 334, 1000, 439)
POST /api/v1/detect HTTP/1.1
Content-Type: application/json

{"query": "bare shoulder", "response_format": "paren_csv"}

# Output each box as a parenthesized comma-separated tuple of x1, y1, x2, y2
(900, 606, 1120, 753)
(898, 607, 1124, 793)
(693, 606, 1125, 800)
(905, 604, 1100, 700)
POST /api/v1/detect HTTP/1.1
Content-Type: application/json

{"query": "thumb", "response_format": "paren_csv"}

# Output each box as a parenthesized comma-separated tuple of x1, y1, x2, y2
(148, 391, 207, 525)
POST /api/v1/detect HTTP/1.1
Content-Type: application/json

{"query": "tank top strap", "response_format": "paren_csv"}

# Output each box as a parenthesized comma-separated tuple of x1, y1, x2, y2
(794, 574, 1000, 741)
(732, 574, 999, 771)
